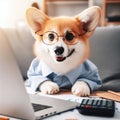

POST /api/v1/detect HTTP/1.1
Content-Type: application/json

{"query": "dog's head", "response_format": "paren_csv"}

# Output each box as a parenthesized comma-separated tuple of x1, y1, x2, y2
(25, 6, 101, 73)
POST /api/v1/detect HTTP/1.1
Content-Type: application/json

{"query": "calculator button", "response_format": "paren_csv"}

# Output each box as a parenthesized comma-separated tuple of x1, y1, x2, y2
(107, 101, 112, 107)
(85, 105, 91, 108)
(101, 100, 106, 106)
(97, 100, 101, 106)
(81, 104, 85, 107)
(93, 100, 97, 106)
(87, 99, 93, 105)
(82, 99, 88, 105)
(92, 106, 98, 108)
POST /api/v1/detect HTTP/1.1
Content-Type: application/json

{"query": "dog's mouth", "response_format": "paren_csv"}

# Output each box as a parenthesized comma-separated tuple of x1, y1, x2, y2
(56, 49, 75, 62)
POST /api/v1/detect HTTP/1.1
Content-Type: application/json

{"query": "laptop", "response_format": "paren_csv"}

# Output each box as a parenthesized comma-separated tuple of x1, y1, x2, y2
(0, 35, 79, 120)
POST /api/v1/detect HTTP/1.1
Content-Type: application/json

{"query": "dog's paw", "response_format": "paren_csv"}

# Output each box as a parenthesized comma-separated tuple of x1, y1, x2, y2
(71, 81, 90, 97)
(39, 81, 59, 94)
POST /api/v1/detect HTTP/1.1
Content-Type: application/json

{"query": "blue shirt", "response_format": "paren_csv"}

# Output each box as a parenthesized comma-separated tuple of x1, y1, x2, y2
(27, 58, 102, 92)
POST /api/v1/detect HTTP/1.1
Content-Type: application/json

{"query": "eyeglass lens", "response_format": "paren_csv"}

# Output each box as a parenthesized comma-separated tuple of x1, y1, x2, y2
(42, 31, 78, 45)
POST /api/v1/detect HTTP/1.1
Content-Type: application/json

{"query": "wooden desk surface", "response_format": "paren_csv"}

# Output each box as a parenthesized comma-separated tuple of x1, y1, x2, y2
(53, 89, 120, 102)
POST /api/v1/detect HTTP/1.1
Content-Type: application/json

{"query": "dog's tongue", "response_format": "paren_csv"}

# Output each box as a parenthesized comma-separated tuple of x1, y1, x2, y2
(56, 57, 66, 62)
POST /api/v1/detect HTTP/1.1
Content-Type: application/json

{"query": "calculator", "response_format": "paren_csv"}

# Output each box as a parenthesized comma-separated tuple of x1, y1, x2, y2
(77, 98, 115, 117)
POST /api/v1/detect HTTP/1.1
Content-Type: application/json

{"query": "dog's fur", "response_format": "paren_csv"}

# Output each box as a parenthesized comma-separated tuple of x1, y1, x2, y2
(25, 6, 101, 96)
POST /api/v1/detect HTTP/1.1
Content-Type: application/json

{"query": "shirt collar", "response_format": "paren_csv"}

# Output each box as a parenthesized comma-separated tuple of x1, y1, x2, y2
(65, 65, 83, 85)
(40, 60, 84, 84)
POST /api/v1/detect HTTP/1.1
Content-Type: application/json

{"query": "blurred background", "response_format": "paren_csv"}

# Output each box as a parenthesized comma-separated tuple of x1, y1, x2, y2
(0, 0, 119, 28)
(0, 0, 119, 94)
(0, 0, 102, 27)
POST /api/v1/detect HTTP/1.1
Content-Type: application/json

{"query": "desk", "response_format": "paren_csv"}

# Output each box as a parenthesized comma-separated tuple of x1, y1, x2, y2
(1, 88, 120, 120)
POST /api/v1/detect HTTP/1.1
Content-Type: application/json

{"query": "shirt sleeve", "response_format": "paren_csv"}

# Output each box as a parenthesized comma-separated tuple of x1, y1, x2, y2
(77, 60, 102, 92)
(27, 58, 49, 91)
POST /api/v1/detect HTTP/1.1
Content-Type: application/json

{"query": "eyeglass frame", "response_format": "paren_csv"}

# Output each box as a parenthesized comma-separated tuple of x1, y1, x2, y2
(35, 30, 89, 45)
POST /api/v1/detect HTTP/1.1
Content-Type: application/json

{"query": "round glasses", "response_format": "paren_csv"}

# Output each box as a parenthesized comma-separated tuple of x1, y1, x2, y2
(36, 31, 86, 45)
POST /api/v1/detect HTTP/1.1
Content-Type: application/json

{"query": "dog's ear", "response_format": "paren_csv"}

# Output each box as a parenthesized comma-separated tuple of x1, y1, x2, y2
(25, 7, 49, 32)
(75, 6, 101, 33)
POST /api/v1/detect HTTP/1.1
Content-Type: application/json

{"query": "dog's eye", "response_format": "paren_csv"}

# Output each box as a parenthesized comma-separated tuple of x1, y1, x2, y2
(65, 32, 74, 41)
(48, 33, 54, 41)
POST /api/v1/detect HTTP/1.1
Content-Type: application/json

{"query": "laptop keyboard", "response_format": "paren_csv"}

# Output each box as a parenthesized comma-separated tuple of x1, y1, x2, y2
(32, 103, 52, 112)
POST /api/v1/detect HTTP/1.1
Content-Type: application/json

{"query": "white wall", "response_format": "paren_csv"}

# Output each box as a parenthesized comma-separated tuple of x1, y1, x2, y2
(0, 0, 41, 27)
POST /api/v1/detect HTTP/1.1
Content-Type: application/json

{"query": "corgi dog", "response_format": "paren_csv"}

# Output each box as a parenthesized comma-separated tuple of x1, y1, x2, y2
(25, 6, 101, 96)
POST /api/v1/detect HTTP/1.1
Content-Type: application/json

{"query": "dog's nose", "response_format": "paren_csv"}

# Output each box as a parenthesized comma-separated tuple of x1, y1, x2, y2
(54, 47, 64, 55)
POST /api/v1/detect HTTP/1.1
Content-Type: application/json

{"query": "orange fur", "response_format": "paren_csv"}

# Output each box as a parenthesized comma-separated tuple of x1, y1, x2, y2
(25, 6, 101, 73)
(25, 6, 101, 96)
(35, 16, 90, 62)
